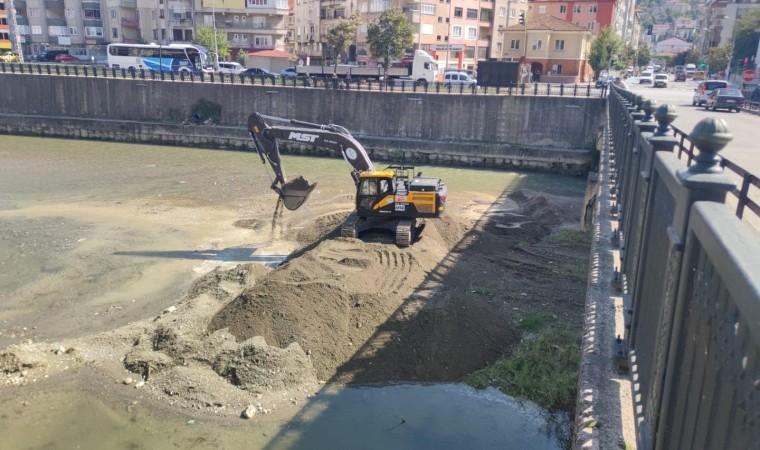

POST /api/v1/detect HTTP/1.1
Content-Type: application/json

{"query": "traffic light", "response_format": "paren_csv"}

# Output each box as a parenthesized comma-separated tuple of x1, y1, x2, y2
(518, 12, 525, 25)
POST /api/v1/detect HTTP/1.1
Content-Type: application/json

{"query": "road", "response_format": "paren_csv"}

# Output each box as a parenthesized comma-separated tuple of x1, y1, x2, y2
(627, 79, 759, 173)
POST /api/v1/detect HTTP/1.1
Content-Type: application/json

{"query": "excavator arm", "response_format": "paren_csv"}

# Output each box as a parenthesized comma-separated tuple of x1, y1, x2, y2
(247, 112, 375, 210)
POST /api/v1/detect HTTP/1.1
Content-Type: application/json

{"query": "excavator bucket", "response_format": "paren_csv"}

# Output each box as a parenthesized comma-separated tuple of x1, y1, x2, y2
(278, 176, 317, 211)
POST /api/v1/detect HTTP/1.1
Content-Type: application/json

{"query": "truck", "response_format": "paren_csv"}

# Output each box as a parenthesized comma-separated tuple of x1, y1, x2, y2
(247, 112, 448, 247)
(475, 61, 521, 87)
(296, 50, 438, 87)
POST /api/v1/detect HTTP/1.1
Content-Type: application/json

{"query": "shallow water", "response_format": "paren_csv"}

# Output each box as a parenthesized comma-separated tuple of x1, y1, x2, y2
(0, 136, 584, 449)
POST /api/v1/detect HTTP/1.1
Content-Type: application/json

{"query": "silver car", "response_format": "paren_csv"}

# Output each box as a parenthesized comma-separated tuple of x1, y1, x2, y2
(443, 71, 477, 87)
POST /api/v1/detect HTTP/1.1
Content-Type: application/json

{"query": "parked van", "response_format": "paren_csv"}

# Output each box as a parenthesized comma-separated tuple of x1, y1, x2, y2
(217, 61, 245, 75)
(685, 63, 697, 76)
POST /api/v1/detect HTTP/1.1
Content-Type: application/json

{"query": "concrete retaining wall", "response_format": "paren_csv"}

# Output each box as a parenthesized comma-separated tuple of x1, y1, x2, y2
(0, 73, 605, 173)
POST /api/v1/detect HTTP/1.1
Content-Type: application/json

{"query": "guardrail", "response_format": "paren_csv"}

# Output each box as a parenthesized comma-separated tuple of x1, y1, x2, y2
(607, 85, 760, 450)
(0, 61, 605, 98)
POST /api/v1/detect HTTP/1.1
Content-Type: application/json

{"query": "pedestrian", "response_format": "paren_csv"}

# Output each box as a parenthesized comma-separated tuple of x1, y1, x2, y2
(534, 70, 541, 83)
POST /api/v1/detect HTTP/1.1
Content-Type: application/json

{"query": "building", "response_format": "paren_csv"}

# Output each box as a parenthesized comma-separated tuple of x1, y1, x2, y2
(700, 0, 760, 55)
(653, 36, 692, 56)
(500, 15, 593, 83)
(101, 0, 195, 46)
(1, 0, 11, 51)
(526, 0, 618, 36)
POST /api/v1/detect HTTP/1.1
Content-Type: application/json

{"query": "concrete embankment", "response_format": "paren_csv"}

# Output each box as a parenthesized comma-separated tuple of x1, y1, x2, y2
(0, 73, 604, 174)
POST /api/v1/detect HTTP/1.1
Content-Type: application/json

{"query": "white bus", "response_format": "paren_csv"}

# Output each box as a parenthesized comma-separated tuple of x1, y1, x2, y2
(107, 43, 211, 75)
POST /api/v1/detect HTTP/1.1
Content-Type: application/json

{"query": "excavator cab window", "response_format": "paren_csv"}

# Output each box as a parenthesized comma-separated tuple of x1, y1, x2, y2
(359, 178, 378, 196)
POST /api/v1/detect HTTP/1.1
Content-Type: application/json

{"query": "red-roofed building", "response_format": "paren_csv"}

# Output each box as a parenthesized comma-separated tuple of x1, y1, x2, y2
(528, 0, 618, 36)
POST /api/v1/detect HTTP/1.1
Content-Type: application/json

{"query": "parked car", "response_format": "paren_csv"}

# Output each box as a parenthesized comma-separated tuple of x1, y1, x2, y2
(653, 73, 669, 88)
(217, 61, 245, 75)
(595, 75, 614, 88)
(705, 88, 745, 112)
(693, 80, 729, 106)
(639, 71, 654, 84)
(692, 70, 706, 81)
(55, 54, 79, 63)
(443, 71, 477, 87)
(280, 67, 298, 78)
(242, 67, 277, 78)
(1, 51, 20, 63)
(675, 71, 687, 82)
(751, 86, 760, 102)
(36, 49, 69, 62)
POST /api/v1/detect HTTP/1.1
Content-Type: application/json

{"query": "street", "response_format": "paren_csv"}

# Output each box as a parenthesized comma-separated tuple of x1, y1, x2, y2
(627, 79, 759, 173)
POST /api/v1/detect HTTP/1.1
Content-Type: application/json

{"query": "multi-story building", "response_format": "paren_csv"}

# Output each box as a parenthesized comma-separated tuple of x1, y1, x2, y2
(12, 0, 105, 58)
(194, 0, 289, 58)
(500, 14, 593, 82)
(1, 0, 11, 51)
(527, 0, 617, 36)
(102, 0, 194, 45)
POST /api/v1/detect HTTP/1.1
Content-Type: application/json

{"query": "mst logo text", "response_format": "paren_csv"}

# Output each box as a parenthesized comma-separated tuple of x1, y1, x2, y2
(288, 132, 319, 143)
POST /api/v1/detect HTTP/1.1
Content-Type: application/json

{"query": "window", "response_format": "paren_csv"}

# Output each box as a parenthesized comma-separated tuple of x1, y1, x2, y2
(538, 5, 545, 13)
(510, 8, 515, 17)
(452, 25, 462, 37)
(438, 16, 442, 23)
(510, 39, 520, 49)
(369, 0, 390, 12)
(466, 8, 477, 19)
(573, 5, 581, 13)
(85, 27, 104, 37)
(496, 42, 502, 52)
(112, 27, 118, 38)
(153, 29, 158, 39)
(498, 7, 505, 17)
(552, 64, 562, 74)
(159, 9, 165, 19)
(532, 39, 542, 50)
(31, 25, 42, 35)
(67, 9, 77, 19)
(421, 3, 435, 14)
(587, 21, 595, 30)
(17, 25, 31, 35)
(589, 5, 597, 13)
(48, 26, 67, 36)
(467, 26, 477, 39)
(554, 39, 564, 50)
(68, 27, 77, 36)
(28, 8, 40, 17)
(559, 5, 566, 13)
(84, 9, 101, 20)
(454, 7, 462, 18)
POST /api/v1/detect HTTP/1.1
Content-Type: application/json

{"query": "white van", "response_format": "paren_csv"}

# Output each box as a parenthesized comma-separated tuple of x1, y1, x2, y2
(217, 62, 245, 75)
(685, 63, 697, 76)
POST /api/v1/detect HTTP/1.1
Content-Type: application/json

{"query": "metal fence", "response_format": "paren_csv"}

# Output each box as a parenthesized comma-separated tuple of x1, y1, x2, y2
(608, 85, 760, 450)
(0, 61, 605, 98)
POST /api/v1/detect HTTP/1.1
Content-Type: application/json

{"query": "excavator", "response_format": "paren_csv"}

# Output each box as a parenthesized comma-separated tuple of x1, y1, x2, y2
(247, 112, 448, 247)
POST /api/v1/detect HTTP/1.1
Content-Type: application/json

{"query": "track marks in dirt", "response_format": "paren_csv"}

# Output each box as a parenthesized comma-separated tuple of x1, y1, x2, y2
(374, 249, 416, 294)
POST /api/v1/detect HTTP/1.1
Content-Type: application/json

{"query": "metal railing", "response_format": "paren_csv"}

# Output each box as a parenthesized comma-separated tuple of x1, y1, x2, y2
(0, 61, 606, 98)
(607, 85, 760, 450)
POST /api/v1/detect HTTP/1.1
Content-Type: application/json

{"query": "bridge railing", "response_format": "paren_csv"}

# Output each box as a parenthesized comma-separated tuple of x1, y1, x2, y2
(608, 85, 760, 450)
(0, 61, 606, 98)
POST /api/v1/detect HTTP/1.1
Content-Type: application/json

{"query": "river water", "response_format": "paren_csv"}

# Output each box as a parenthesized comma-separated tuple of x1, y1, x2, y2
(0, 136, 586, 449)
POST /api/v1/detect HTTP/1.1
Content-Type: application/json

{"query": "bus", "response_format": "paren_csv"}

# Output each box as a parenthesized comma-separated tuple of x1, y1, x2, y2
(106, 43, 212, 74)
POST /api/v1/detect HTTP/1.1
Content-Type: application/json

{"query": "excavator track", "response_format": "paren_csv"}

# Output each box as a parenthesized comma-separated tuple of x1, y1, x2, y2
(341, 213, 362, 239)
(395, 219, 415, 248)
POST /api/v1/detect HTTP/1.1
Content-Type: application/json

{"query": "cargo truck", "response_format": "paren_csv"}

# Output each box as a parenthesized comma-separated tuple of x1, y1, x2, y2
(296, 50, 438, 86)
(476, 61, 521, 87)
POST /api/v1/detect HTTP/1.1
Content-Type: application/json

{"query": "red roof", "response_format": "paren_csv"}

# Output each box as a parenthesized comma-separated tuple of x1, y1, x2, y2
(246, 49, 292, 59)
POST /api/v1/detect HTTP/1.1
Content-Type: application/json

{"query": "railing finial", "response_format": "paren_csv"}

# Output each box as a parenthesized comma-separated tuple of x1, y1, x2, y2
(653, 104, 676, 136)
(642, 99, 658, 122)
(634, 95, 644, 111)
(688, 117, 733, 173)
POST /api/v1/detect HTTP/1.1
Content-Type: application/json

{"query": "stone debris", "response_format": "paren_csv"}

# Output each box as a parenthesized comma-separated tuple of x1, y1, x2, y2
(241, 405, 256, 419)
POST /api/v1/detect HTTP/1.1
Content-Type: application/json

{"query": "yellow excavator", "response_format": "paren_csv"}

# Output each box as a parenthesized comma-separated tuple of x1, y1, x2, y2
(247, 113, 448, 247)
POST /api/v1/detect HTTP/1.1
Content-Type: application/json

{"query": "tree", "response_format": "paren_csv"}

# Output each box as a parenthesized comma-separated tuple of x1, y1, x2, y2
(684, 47, 701, 65)
(588, 26, 623, 79)
(326, 11, 361, 74)
(193, 25, 230, 64)
(636, 44, 652, 68)
(708, 43, 732, 73)
(732, 8, 760, 68)
(367, 8, 415, 80)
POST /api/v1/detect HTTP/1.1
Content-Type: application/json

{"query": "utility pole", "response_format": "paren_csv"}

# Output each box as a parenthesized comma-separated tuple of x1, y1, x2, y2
(211, 0, 219, 67)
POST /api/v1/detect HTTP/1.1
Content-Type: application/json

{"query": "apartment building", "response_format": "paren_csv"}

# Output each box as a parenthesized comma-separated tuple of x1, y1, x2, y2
(701, 0, 760, 54)
(1, 0, 11, 51)
(194, 0, 289, 58)
(527, 0, 617, 36)
(101, 0, 194, 45)
(291, 0, 529, 70)
(500, 14, 593, 82)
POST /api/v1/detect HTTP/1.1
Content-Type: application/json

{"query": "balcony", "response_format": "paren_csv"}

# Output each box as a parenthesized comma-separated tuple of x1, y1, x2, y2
(121, 17, 139, 28)
(13, 0, 27, 9)
(82, 2, 101, 9)
(83, 19, 103, 27)
(44, 0, 65, 10)
(46, 17, 67, 26)
(220, 22, 287, 34)
(170, 18, 192, 27)
(120, 0, 137, 8)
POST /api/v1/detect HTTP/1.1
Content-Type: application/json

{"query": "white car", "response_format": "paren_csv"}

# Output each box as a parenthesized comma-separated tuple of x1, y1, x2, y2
(639, 71, 654, 84)
(217, 62, 245, 75)
(653, 74, 669, 88)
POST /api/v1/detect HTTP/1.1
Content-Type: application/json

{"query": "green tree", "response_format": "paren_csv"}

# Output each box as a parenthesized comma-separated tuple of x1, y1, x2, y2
(326, 11, 361, 73)
(708, 43, 733, 72)
(684, 47, 701, 65)
(636, 44, 652, 67)
(193, 25, 230, 65)
(367, 7, 415, 80)
(588, 26, 623, 79)
(732, 8, 760, 68)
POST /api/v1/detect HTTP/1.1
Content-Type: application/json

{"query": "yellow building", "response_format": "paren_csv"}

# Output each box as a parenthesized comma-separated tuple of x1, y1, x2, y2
(1, 0, 11, 51)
